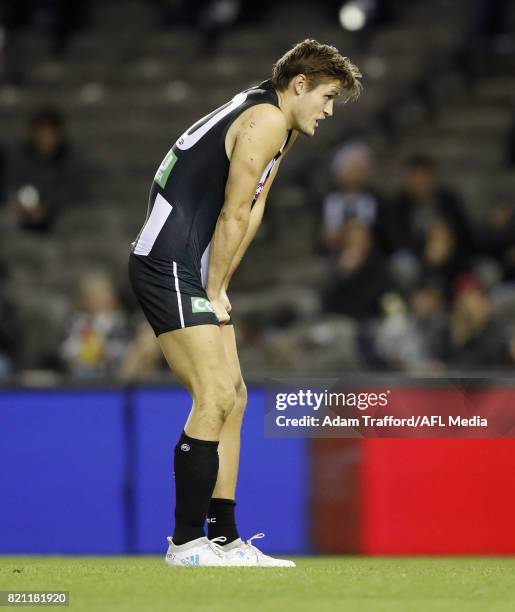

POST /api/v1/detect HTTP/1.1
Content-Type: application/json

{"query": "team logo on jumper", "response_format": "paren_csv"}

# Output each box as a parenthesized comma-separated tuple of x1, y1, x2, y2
(154, 149, 178, 189)
(180, 443, 190, 452)
(191, 297, 214, 313)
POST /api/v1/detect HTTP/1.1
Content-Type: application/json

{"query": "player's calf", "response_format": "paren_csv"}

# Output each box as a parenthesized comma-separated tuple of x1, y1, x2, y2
(172, 375, 237, 546)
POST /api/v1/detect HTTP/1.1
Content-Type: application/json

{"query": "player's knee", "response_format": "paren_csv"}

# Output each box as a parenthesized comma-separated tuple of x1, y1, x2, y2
(196, 378, 236, 423)
(232, 378, 247, 417)
(215, 382, 237, 422)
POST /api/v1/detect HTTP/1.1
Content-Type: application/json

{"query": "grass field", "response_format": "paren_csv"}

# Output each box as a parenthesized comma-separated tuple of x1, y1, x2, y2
(1, 556, 515, 612)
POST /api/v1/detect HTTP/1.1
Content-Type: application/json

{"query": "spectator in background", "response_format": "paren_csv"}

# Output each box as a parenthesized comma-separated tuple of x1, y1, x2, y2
(61, 272, 131, 378)
(408, 283, 448, 364)
(420, 218, 468, 298)
(8, 105, 86, 233)
(388, 155, 471, 259)
(235, 312, 299, 372)
(119, 320, 165, 381)
(322, 220, 392, 321)
(373, 292, 426, 371)
(0, 260, 22, 379)
(442, 274, 510, 369)
(319, 143, 388, 254)
(476, 195, 515, 283)
(373, 284, 448, 372)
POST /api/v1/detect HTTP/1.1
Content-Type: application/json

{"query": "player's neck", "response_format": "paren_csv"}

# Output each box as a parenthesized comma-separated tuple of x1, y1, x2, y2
(275, 89, 294, 130)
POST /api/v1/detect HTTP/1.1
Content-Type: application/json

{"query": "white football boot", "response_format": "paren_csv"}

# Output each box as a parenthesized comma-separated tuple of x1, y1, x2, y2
(221, 533, 296, 567)
(165, 535, 233, 567)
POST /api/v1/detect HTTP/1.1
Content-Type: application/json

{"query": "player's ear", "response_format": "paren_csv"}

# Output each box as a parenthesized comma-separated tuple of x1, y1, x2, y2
(292, 74, 308, 95)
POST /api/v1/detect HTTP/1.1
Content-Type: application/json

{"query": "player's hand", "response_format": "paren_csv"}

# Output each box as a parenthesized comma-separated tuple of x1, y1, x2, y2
(209, 296, 231, 325)
(220, 288, 232, 314)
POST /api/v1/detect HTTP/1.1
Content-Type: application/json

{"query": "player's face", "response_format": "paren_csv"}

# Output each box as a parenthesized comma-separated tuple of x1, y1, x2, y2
(295, 79, 341, 136)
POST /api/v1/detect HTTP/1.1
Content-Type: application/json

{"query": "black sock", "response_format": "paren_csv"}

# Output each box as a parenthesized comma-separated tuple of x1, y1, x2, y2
(207, 498, 240, 544)
(172, 431, 219, 545)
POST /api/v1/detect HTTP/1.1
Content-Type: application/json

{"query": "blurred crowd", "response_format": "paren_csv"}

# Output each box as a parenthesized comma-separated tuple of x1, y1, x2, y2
(2, 106, 515, 380)
(1, 0, 515, 381)
(317, 144, 515, 372)
(232, 143, 515, 375)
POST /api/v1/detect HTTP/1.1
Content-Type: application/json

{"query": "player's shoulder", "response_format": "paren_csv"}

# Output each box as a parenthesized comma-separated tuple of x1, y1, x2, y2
(245, 102, 285, 124)
(238, 103, 287, 137)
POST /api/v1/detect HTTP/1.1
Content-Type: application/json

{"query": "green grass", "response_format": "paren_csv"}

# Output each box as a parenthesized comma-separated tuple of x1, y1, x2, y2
(1, 556, 515, 612)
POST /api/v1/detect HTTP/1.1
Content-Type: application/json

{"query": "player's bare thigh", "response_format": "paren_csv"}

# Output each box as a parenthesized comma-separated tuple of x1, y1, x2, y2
(158, 325, 229, 393)
(158, 324, 234, 404)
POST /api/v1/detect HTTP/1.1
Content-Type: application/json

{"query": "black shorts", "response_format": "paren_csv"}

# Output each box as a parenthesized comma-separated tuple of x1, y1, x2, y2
(128, 253, 222, 336)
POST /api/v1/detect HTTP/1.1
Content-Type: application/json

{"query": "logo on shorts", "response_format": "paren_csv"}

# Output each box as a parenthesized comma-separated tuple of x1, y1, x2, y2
(191, 297, 214, 313)
(180, 443, 190, 452)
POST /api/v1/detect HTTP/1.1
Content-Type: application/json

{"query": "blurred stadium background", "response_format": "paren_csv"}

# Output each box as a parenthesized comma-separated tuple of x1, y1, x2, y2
(2, 0, 515, 559)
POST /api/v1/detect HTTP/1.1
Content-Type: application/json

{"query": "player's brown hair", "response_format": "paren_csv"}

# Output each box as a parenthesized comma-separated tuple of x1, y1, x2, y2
(272, 39, 362, 102)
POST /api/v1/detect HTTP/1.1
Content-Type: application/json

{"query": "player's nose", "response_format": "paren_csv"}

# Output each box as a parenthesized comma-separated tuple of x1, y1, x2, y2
(324, 101, 334, 118)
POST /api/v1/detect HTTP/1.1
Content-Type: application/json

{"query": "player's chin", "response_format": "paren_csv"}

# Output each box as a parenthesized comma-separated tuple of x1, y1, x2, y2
(299, 125, 316, 137)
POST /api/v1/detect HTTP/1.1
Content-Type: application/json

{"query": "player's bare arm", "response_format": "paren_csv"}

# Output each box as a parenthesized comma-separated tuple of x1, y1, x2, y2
(206, 105, 288, 322)
(222, 130, 299, 307)
(217, 163, 281, 317)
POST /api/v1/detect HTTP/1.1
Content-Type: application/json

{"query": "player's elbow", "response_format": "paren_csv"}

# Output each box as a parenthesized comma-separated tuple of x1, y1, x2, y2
(220, 203, 251, 225)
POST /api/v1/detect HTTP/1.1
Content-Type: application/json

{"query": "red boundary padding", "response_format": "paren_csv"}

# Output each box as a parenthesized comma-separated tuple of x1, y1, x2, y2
(361, 439, 515, 554)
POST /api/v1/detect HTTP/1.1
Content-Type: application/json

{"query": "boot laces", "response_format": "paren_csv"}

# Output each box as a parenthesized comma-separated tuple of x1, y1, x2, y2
(206, 536, 227, 558)
(244, 533, 266, 559)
